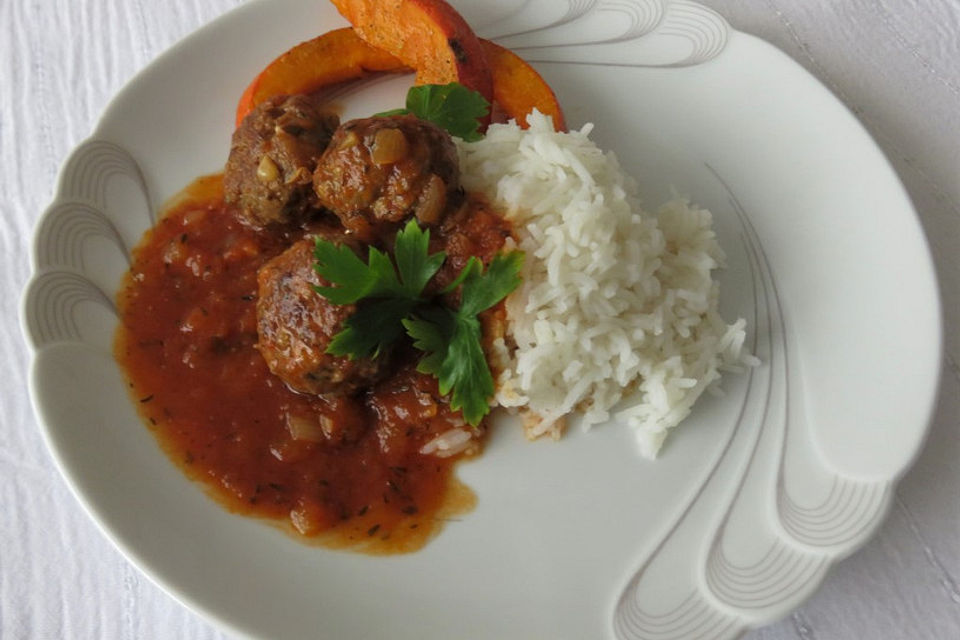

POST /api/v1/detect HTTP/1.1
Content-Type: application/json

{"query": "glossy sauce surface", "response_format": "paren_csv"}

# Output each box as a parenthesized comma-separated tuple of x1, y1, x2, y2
(115, 174, 509, 553)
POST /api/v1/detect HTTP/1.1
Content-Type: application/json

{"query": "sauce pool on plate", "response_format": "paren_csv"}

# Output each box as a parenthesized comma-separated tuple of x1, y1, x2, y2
(114, 174, 509, 553)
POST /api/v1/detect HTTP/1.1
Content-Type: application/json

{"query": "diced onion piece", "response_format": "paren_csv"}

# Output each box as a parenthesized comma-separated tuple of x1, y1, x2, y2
(414, 174, 446, 225)
(371, 128, 409, 165)
(286, 413, 324, 442)
(257, 155, 279, 182)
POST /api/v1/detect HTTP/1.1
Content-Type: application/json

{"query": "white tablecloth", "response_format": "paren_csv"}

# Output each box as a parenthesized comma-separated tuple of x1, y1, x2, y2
(3, 1, 958, 638)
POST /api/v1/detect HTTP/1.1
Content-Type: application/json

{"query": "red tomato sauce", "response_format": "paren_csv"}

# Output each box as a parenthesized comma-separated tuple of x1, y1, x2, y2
(114, 174, 509, 553)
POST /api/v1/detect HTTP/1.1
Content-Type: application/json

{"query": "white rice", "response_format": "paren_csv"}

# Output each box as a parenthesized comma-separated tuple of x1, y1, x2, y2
(457, 111, 751, 458)
(420, 427, 474, 458)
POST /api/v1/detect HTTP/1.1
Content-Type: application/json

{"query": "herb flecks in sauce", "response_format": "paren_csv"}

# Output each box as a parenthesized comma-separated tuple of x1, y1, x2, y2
(115, 175, 503, 553)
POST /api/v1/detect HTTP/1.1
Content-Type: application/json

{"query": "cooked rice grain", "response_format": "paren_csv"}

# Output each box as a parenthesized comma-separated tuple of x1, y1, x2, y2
(458, 111, 750, 458)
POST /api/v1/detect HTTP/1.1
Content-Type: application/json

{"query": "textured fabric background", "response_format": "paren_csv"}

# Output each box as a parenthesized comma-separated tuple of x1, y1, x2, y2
(2, 1, 957, 638)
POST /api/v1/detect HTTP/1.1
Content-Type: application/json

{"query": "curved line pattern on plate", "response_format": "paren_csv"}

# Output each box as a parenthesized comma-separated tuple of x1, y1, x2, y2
(698, 192, 822, 616)
(478, 0, 601, 41)
(656, 1, 728, 65)
(56, 139, 152, 224)
(719, 169, 892, 556)
(705, 540, 828, 610)
(693, 199, 826, 618)
(23, 137, 146, 354)
(617, 593, 737, 640)
(777, 477, 891, 549)
(486, 0, 666, 49)
(23, 269, 118, 351)
(490, 0, 727, 68)
(33, 200, 131, 271)
(613, 186, 765, 639)
(615, 164, 897, 637)
(600, 0, 666, 42)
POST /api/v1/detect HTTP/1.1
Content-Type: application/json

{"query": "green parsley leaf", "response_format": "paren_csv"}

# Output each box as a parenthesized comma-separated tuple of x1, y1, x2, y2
(312, 220, 444, 303)
(459, 252, 524, 317)
(312, 242, 400, 303)
(327, 297, 416, 360)
(440, 256, 481, 294)
(313, 220, 446, 360)
(404, 310, 493, 426)
(374, 83, 489, 142)
(372, 107, 410, 118)
(393, 219, 446, 298)
(406, 83, 489, 141)
(402, 306, 456, 377)
(441, 314, 494, 424)
(313, 218, 522, 427)
(404, 251, 524, 425)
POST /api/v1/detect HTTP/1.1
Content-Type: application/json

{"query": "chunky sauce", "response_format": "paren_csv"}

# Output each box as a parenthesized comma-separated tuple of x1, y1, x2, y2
(115, 174, 510, 553)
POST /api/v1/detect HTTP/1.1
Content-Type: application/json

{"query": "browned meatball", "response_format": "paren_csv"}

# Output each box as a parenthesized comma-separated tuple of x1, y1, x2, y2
(313, 115, 459, 240)
(225, 94, 339, 228)
(256, 236, 386, 395)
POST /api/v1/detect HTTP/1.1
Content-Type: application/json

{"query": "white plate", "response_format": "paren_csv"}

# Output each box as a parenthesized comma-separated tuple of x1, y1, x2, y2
(20, 1, 942, 638)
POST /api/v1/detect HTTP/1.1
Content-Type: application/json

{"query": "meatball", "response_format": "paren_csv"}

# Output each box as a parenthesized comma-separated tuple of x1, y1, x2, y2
(313, 115, 460, 239)
(256, 236, 386, 395)
(225, 94, 339, 228)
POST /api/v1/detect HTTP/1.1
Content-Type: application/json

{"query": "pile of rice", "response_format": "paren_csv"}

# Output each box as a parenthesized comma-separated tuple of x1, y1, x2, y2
(457, 111, 751, 458)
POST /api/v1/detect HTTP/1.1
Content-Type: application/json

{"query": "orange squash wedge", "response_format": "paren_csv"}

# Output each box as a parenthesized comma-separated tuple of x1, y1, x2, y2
(235, 27, 406, 127)
(481, 40, 565, 131)
(328, 0, 493, 104)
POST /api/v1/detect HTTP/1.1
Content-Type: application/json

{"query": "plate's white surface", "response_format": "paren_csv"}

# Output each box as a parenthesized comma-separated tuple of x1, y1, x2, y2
(20, 1, 941, 639)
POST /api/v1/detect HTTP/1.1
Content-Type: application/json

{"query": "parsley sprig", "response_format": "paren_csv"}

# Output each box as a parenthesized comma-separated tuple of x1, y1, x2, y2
(313, 221, 444, 359)
(313, 220, 522, 425)
(403, 252, 522, 424)
(376, 83, 490, 142)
